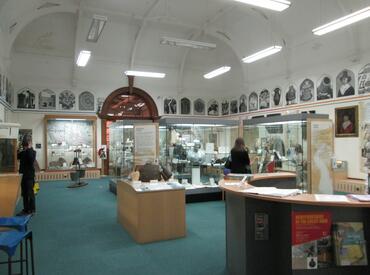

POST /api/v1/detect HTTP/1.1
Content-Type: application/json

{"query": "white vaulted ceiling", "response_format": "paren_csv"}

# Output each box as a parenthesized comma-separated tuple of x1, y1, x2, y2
(1, 0, 370, 97)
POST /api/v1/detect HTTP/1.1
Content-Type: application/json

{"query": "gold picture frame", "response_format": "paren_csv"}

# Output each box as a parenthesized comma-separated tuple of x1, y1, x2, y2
(335, 105, 359, 137)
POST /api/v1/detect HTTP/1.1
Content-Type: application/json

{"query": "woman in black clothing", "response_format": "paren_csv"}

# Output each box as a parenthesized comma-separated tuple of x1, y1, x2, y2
(230, 137, 251, 174)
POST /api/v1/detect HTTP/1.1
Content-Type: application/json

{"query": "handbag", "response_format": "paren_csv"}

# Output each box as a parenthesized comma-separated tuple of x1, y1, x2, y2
(224, 155, 232, 169)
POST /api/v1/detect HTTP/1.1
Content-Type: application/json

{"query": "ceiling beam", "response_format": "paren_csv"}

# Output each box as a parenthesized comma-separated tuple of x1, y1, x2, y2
(129, 0, 161, 70)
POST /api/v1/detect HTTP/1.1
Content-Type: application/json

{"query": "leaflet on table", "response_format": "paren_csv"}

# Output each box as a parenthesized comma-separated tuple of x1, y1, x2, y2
(314, 195, 349, 202)
(347, 194, 370, 202)
(242, 187, 301, 197)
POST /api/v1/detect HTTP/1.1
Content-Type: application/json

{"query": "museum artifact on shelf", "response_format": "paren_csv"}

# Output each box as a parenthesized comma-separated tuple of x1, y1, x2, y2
(159, 117, 239, 202)
(44, 115, 97, 170)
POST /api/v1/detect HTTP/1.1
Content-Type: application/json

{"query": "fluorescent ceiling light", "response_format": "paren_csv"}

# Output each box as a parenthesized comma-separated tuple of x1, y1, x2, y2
(312, 6, 370, 36)
(234, 0, 291, 12)
(125, 70, 166, 78)
(76, 50, 91, 67)
(204, 66, 231, 79)
(242, 46, 282, 63)
(160, 36, 216, 50)
(87, 14, 107, 42)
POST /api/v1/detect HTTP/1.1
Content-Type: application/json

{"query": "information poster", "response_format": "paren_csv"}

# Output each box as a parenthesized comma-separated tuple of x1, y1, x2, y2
(134, 124, 158, 165)
(291, 211, 332, 270)
(310, 120, 334, 194)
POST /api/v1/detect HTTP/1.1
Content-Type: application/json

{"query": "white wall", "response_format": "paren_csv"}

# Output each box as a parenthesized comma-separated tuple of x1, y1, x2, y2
(235, 52, 370, 180)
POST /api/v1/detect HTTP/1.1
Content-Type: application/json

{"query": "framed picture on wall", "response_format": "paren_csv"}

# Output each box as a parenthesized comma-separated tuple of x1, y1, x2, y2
(335, 105, 359, 138)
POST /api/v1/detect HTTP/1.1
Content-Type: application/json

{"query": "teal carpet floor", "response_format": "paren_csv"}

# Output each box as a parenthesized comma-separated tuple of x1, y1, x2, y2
(1, 178, 227, 275)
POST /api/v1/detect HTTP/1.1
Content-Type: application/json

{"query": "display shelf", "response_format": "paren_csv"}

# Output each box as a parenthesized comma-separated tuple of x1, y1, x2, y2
(44, 115, 97, 171)
(159, 116, 239, 186)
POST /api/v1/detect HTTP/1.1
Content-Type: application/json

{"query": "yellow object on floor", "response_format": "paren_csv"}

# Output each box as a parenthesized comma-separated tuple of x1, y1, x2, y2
(34, 182, 40, 194)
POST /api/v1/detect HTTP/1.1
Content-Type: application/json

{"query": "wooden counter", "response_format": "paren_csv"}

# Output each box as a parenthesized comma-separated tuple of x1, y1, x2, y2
(0, 174, 21, 217)
(117, 180, 186, 244)
(220, 177, 370, 275)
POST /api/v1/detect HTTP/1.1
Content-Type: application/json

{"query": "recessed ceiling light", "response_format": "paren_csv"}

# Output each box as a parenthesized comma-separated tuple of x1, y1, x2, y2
(87, 15, 108, 42)
(76, 50, 91, 67)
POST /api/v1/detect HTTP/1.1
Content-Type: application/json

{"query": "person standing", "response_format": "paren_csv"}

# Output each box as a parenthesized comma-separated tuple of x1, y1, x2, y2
(229, 137, 251, 174)
(17, 135, 36, 215)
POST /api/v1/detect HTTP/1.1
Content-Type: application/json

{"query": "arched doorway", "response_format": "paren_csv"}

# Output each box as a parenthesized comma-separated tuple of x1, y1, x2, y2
(98, 86, 159, 175)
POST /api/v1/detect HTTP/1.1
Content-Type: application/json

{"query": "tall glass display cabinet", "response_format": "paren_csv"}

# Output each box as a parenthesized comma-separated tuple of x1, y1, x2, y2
(45, 115, 97, 170)
(159, 117, 239, 186)
(243, 114, 334, 193)
(106, 121, 134, 178)
(0, 123, 20, 173)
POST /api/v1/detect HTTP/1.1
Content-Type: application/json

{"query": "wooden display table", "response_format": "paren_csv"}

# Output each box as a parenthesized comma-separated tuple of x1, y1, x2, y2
(220, 178, 370, 275)
(0, 174, 21, 217)
(117, 180, 186, 244)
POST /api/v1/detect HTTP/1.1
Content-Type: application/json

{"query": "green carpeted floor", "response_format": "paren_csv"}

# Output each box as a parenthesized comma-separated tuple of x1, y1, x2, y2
(1, 178, 227, 275)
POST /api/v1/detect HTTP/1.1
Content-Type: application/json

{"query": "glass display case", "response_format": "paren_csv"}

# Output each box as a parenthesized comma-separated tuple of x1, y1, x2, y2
(0, 123, 20, 173)
(159, 117, 239, 185)
(107, 121, 134, 177)
(45, 116, 96, 170)
(243, 114, 332, 193)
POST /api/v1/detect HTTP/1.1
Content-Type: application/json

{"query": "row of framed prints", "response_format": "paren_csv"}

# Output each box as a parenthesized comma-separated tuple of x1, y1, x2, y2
(14, 88, 97, 111)
(163, 65, 370, 115)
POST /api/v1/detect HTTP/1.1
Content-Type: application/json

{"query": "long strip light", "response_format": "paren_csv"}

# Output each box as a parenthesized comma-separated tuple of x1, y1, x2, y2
(234, 0, 291, 12)
(312, 6, 370, 36)
(242, 46, 282, 63)
(160, 36, 216, 50)
(76, 50, 91, 67)
(125, 70, 166, 78)
(204, 66, 231, 79)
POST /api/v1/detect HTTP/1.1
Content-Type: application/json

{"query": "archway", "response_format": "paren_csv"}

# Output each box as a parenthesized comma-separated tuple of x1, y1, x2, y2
(98, 86, 159, 175)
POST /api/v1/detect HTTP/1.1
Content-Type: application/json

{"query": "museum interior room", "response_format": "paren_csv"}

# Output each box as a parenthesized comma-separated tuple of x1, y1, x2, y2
(1, 0, 370, 274)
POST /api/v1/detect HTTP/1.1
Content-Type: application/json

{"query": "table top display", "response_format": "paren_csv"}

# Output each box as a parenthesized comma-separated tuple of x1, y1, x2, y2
(117, 180, 186, 243)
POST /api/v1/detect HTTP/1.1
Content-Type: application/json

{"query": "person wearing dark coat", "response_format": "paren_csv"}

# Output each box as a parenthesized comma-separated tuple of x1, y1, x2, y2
(17, 135, 36, 215)
(230, 137, 251, 174)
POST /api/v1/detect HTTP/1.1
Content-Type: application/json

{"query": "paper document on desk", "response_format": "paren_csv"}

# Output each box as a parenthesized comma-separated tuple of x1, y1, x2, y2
(347, 194, 370, 202)
(223, 181, 242, 186)
(242, 187, 301, 197)
(314, 194, 349, 202)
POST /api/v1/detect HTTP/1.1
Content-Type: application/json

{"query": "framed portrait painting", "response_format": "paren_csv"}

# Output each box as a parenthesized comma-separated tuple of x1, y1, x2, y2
(335, 105, 358, 137)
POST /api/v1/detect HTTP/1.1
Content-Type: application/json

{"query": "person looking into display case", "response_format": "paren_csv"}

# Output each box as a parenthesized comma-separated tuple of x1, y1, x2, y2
(17, 135, 36, 215)
(229, 137, 251, 174)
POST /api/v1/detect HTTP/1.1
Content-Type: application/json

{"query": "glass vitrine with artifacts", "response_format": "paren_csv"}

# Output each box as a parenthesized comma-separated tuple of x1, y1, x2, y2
(159, 117, 239, 185)
(107, 121, 134, 178)
(243, 114, 333, 193)
(45, 115, 96, 170)
(0, 123, 20, 173)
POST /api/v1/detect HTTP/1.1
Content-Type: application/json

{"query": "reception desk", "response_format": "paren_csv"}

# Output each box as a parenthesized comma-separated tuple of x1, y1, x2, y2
(220, 178, 370, 275)
(117, 180, 186, 244)
(0, 174, 21, 217)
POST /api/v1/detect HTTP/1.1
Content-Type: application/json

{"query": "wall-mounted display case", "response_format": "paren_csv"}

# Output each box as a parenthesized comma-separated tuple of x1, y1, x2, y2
(0, 123, 20, 173)
(45, 115, 96, 170)
(243, 114, 333, 193)
(159, 117, 239, 185)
